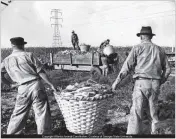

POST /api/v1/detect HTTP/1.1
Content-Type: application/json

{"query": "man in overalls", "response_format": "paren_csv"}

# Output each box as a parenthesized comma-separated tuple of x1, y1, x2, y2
(112, 26, 171, 134)
(71, 30, 80, 50)
(1, 37, 57, 134)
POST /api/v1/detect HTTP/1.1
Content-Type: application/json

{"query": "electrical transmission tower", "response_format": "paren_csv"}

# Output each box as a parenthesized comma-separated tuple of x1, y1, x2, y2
(50, 9, 63, 47)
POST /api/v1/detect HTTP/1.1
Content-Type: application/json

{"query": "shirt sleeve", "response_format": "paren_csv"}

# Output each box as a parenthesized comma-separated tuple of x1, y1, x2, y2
(30, 53, 43, 73)
(161, 53, 171, 79)
(100, 41, 106, 49)
(1, 61, 6, 73)
(115, 46, 137, 83)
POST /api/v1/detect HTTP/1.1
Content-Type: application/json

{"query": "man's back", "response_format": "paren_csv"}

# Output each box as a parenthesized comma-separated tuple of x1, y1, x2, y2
(118, 40, 170, 81)
(2, 51, 42, 85)
(71, 33, 78, 42)
(133, 40, 167, 79)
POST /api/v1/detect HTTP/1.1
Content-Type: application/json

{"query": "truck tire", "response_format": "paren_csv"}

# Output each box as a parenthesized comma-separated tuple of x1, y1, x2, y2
(90, 66, 102, 81)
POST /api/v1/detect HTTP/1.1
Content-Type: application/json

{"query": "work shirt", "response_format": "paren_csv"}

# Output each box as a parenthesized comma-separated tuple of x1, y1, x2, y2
(1, 50, 43, 85)
(116, 40, 171, 82)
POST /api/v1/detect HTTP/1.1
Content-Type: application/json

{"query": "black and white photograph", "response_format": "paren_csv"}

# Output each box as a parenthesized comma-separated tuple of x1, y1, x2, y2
(1, 0, 175, 138)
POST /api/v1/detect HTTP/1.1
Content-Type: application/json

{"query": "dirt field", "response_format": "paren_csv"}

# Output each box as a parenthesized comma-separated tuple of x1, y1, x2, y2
(1, 69, 175, 136)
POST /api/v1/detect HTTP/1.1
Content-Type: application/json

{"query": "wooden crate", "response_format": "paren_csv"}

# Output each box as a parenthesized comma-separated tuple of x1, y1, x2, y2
(53, 52, 100, 66)
(53, 53, 71, 65)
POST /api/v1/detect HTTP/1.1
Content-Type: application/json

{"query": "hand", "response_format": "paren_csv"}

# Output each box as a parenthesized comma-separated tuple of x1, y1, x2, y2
(50, 84, 57, 93)
(112, 80, 120, 91)
(160, 77, 166, 85)
(10, 83, 19, 89)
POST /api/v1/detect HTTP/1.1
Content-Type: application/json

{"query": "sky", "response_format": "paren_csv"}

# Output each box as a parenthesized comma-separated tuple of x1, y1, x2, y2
(1, 1, 175, 48)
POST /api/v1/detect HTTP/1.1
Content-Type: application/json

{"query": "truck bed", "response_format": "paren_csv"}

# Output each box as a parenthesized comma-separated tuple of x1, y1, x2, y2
(53, 52, 101, 66)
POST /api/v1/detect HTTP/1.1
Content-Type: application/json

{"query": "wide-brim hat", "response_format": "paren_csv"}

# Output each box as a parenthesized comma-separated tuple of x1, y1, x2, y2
(137, 26, 155, 37)
(10, 37, 27, 45)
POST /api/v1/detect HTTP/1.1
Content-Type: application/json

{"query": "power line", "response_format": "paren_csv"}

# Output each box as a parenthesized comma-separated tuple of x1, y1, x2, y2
(87, 1, 138, 14)
(99, 9, 175, 22)
(64, 2, 174, 27)
(63, 2, 139, 19)
(74, 1, 172, 16)
(95, 10, 175, 25)
(63, 1, 173, 23)
(88, 2, 174, 20)
(72, 10, 175, 27)
(111, 14, 175, 25)
(112, 10, 175, 23)
(74, 13, 175, 29)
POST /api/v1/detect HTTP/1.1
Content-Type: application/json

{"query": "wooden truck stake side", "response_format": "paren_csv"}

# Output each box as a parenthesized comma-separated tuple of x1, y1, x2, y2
(49, 51, 117, 78)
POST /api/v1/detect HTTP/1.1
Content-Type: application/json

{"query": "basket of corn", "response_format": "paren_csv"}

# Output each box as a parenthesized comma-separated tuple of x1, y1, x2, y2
(54, 79, 114, 135)
(80, 43, 91, 52)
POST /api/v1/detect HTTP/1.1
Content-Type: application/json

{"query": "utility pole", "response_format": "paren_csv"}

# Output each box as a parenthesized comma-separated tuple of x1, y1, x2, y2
(50, 9, 63, 47)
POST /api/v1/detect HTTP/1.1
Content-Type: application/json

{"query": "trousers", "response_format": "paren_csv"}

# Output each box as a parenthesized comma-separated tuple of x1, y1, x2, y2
(126, 79, 160, 135)
(72, 42, 80, 50)
(7, 80, 52, 134)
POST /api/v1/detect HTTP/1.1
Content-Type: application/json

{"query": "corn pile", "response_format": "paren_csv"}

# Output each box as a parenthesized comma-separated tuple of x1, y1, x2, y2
(56, 49, 99, 55)
(58, 79, 113, 101)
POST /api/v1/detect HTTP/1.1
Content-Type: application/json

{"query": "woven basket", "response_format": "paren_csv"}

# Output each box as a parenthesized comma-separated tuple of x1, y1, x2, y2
(80, 45, 90, 52)
(54, 92, 113, 135)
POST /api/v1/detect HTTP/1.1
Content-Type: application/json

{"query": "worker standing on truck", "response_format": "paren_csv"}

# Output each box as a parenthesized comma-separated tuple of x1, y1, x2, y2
(71, 30, 80, 50)
(1, 37, 57, 135)
(112, 26, 171, 134)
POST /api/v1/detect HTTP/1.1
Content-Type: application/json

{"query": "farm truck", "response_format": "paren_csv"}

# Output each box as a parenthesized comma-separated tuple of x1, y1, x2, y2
(47, 45, 119, 78)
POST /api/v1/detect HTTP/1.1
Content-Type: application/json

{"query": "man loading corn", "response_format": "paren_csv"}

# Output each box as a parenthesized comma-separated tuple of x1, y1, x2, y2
(101, 45, 119, 76)
(1, 37, 57, 134)
(99, 39, 110, 50)
(98, 39, 118, 75)
(112, 26, 171, 134)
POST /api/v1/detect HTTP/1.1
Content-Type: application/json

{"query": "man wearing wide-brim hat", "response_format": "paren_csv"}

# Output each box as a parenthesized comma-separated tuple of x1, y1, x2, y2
(1, 37, 57, 134)
(112, 26, 171, 134)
